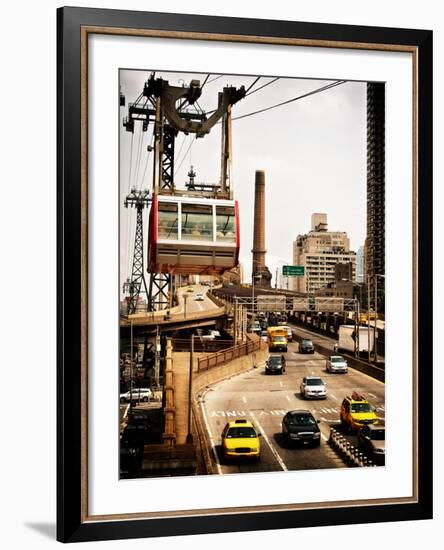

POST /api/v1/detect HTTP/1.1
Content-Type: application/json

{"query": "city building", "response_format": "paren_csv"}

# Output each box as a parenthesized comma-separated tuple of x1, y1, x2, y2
(292, 213, 356, 294)
(366, 82, 385, 311)
(356, 245, 365, 283)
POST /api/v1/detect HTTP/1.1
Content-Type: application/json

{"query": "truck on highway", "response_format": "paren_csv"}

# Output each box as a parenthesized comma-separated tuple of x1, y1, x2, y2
(338, 325, 374, 356)
(267, 326, 288, 352)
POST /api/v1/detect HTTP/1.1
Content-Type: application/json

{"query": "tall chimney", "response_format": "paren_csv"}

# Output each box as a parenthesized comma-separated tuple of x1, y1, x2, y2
(251, 170, 272, 287)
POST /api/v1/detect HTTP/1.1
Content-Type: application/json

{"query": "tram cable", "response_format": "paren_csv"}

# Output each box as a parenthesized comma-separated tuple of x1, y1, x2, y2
(245, 77, 280, 97)
(232, 80, 346, 121)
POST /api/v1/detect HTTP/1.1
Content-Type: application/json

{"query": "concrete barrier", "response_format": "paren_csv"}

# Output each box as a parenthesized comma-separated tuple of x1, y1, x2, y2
(193, 345, 268, 396)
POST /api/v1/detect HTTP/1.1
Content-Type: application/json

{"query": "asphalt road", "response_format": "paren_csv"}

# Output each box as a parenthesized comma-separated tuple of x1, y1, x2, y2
(199, 340, 385, 475)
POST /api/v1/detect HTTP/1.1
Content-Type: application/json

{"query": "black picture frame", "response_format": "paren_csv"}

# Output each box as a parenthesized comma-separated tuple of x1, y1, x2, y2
(57, 6, 433, 543)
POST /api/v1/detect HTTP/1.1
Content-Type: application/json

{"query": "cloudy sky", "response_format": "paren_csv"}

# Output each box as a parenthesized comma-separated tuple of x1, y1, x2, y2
(119, 69, 367, 291)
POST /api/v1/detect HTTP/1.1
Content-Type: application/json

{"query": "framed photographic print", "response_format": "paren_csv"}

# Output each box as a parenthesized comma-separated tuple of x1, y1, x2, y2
(57, 6, 433, 543)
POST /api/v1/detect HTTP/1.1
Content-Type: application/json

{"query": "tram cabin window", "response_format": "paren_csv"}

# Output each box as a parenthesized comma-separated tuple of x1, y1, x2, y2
(158, 202, 178, 240)
(181, 204, 213, 241)
(216, 205, 236, 242)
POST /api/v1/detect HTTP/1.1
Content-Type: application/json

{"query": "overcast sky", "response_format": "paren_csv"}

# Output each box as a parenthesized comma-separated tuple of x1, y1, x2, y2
(119, 69, 367, 292)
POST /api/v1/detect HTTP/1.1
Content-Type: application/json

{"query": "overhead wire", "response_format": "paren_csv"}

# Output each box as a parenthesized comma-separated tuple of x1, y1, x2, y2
(245, 77, 280, 97)
(232, 80, 347, 121)
(245, 76, 261, 94)
(174, 135, 197, 177)
(138, 129, 154, 190)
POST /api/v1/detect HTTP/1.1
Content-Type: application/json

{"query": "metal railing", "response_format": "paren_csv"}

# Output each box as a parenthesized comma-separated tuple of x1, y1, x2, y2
(197, 339, 262, 372)
(172, 338, 234, 353)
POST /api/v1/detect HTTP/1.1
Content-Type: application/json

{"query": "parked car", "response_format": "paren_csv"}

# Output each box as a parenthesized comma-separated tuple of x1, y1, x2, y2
(221, 419, 261, 461)
(326, 355, 348, 373)
(120, 387, 152, 403)
(299, 338, 315, 353)
(265, 354, 286, 375)
(340, 392, 379, 433)
(282, 410, 321, 447)
(300, 376, 327, 399)
(357, 424, 385, 464)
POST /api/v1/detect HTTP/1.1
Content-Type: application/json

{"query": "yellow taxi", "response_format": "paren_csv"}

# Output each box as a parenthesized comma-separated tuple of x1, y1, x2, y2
(340, 392, 379, 433)
(221, 419, 261, 461)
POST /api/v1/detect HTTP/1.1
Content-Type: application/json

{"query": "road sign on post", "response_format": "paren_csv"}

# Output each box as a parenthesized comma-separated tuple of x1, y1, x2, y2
(283, 265, 305, 276)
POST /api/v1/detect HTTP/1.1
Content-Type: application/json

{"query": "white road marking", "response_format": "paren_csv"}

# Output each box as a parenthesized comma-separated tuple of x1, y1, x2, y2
(200, 391, 222, 475)
(250, 412, 288, 472)
(368, 393, 377, 399)
(242, 396, 247, 404)
(279, 381, 283, 388)
(286, 395, 291, 402)
(123, 404, 130, 419)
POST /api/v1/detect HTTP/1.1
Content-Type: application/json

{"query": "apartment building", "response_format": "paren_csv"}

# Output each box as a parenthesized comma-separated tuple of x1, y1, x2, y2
(292, 213, 356, 293)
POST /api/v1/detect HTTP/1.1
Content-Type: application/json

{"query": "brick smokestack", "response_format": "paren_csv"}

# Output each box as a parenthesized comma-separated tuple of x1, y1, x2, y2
(251, 170, 272, 287)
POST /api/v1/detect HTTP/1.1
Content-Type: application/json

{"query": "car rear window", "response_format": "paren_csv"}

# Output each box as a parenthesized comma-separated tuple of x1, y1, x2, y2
(289, 414, 316, 426)
(370, 429, 385, 440)
(226, 427, 257, 438)
(351, 403, 371, 412)
(306, 378, 323, 386)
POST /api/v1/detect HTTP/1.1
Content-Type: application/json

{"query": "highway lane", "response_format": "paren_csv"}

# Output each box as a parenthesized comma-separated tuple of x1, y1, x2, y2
(199, 340, 385, 475)
(175, 284, 220, 315)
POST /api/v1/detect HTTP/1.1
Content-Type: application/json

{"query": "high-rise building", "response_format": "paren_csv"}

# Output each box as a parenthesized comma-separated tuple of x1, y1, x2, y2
(366, 82, 385, 311)
(292, 213, 356, 294)
(356, 246, 365, 283)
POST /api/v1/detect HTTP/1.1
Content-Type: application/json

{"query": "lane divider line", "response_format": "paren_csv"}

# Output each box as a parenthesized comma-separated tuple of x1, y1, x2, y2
(200, 389, 222, 475)
(250, 412, 288, 472)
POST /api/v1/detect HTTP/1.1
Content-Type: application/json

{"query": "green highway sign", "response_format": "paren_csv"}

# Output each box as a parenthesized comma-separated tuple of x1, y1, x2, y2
(283, 265, 305, 277)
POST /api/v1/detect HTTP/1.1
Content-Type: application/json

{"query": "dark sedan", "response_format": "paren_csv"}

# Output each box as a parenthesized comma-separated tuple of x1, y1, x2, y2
(265, 354, 286, 375)
(282, 410, 321, 447)
(299, 339, 315, 353)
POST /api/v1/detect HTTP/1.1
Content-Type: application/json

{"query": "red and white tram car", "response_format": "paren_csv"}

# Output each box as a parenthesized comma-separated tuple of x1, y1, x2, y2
(147, 194, 240, 275)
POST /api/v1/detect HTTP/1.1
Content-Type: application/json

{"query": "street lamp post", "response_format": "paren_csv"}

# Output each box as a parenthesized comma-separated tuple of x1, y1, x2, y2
(183, 293, 188, 319)
(374, 274, 385, 362)
(252, 274, 262, 321)
(186, 334, 195, 444)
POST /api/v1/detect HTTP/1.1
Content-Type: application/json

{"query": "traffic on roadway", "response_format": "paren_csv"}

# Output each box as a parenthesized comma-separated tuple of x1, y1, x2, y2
(199, 332, 385, 475)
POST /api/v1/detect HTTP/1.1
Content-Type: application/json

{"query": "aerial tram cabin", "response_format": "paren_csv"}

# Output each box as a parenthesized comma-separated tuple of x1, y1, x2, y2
(148, 194, 240, 275)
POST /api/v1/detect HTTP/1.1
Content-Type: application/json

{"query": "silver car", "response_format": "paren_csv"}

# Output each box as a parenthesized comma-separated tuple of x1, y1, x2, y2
(326, 355, 348, 373)
(120, 387, 152, 403)
(300, 376, 327, 399)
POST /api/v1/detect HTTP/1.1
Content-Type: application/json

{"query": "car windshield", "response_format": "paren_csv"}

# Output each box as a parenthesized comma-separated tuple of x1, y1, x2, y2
(331, 356, 345, 362)
(269, 356, 282, 366)
(226, 427, 257, 438)
(274, 336, 286, 342)
(302, 340, 312, 344)
(289, 414, 316, 426)
(351, 403, 372, 412)
(306, 378, 323, 386)
(369, 429, 385, 440)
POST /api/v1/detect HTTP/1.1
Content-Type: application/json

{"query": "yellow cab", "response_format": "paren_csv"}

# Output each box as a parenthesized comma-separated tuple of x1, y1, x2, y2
(340, 391, 379, 433)
(221, 419, 261, 461)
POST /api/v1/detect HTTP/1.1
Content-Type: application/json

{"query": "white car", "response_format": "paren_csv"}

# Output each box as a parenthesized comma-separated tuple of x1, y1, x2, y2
(326, 355, 348, 373)
(120, 388, 152, 403)
(300, 376, 327, 399)
(195, 293, 204, 301)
